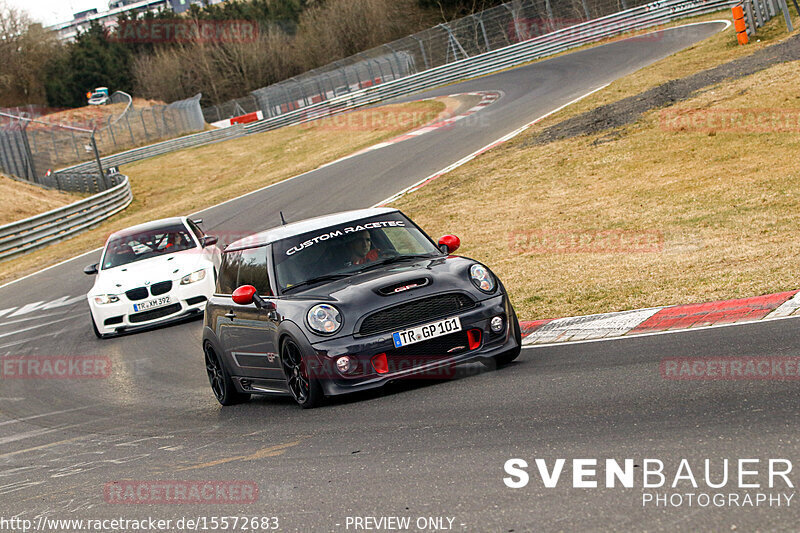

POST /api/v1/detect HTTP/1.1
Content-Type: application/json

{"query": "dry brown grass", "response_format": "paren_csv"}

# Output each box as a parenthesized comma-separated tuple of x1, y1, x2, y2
(0, 99, 445, 284)
(0, 175, 80, 226)
(392, 36, 800, 319)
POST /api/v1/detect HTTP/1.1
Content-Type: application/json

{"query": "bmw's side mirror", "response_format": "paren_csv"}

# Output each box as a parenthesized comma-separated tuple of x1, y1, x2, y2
(84, 263, 99, 275)
(202, 235, 218, 248)
(232, 285, 276, 311)
(438, 235, 461, 254)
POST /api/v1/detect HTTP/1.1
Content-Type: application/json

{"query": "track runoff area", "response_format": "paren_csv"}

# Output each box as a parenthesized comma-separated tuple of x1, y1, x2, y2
(1, 20, 798, 533)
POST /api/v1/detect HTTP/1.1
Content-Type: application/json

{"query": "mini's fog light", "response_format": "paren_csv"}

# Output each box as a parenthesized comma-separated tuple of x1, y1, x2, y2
(336, 356, 353, 374)
(490, 316, 504, 333)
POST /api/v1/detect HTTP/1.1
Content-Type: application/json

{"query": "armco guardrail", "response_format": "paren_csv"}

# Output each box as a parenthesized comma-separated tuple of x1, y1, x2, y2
(245, 0, 735, 135)
(56, 124, 246, 177)
(0, 174, 133, 261)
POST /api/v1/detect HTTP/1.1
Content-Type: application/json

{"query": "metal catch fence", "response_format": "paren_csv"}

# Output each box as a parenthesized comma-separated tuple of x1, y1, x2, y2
(0, 93, 205, 190)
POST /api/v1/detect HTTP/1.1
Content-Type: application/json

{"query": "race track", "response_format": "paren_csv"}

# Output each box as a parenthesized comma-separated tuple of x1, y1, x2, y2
(3, 21, 796, 531)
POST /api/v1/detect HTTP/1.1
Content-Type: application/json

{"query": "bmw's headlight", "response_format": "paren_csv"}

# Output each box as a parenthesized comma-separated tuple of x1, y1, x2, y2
(469, 264, 496, 293)
(94, 294, 120, 305)
(307, 304, 342, 335)
(180, 269, 207, 285)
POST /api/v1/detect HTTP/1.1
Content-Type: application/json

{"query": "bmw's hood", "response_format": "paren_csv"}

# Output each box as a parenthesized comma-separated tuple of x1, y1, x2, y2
(90, 251, 207, 295)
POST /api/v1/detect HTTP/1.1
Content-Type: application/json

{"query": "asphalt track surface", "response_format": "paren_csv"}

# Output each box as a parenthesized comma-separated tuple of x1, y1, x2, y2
(2, 21, 798, 531)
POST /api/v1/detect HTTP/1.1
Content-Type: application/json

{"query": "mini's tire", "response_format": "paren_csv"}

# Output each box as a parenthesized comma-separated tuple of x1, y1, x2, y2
(205, 343, 250, 406)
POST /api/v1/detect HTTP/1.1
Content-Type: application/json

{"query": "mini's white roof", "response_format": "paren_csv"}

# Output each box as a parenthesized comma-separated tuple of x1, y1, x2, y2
(226, 208, 400, 251)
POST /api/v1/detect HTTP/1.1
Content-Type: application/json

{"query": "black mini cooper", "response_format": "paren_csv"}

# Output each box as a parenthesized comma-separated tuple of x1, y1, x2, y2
(203, 208, 521, 408)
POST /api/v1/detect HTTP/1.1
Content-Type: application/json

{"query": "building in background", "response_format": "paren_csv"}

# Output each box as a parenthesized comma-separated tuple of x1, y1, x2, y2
(48, 0, 222, 41)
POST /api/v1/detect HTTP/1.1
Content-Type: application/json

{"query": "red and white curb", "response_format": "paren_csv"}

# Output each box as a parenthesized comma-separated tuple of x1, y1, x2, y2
(355, 91, 501, 154)
(519, 290, 800, 346)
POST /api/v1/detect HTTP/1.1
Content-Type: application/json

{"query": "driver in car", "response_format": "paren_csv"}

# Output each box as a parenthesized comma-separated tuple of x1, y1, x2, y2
(346, 230, 379, 265)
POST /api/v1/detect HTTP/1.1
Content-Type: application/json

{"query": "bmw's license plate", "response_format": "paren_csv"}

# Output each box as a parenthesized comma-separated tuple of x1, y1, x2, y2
(392, 317, 462, 348)
(133, 296, 171, 313)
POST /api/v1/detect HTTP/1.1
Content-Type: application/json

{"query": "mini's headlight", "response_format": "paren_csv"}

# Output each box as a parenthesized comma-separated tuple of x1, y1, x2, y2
(307, 304, 342, 335)
(469, 264, 495, 293)
(180, 269, 207, 285)
(94, 294, 120, 305)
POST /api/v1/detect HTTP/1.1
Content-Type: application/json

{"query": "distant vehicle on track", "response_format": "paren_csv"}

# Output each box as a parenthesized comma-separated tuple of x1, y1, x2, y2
(84, 217, 221, 338)
(202, 207, 521, 408)
(87, 87, 110, 105)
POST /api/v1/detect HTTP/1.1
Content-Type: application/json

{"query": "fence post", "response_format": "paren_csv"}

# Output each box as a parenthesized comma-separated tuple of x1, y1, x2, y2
(90, 129, 106, 191)
(139, 111, 150, 142)
(411, 36, 430, 70)
(20, 122, 38, 182)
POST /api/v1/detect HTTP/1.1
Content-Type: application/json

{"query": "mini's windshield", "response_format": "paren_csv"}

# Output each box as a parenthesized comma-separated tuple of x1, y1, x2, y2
(102, 223, 196, 269)
(272, 214, 440, 292)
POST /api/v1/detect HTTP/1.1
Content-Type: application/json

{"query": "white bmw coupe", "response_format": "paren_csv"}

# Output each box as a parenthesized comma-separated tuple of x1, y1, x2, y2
(85, 217, 221, 338)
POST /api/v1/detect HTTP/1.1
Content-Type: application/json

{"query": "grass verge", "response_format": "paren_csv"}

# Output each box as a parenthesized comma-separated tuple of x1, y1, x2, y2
(392, 15, 800, 319)
(0, 175, 81, 226)
(0, 99, 445, 285)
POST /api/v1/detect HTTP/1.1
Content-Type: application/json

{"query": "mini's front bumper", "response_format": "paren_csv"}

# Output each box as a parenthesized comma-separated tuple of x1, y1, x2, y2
(89, 274, 215, 336)
(306, 293, 518, 396)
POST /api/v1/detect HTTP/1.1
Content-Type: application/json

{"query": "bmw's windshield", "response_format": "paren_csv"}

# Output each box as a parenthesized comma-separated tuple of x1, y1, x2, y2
(272, 214, 440, 293)
(102, 223, 196, 269)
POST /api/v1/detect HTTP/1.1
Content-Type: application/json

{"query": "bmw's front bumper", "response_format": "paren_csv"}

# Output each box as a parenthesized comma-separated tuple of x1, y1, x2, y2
(89, 273, 215, 336)
(306, 293, 518, 396)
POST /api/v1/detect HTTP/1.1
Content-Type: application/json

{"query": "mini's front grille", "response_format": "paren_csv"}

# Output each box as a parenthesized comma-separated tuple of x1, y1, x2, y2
(129, 303, 182, 323)
(358, 293, 475, 336)
(125, 287, 148, 301)
(150, 280, 172, 296)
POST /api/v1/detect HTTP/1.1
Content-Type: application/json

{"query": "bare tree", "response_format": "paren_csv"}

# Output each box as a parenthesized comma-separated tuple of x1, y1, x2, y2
(0, 2, 56, 106)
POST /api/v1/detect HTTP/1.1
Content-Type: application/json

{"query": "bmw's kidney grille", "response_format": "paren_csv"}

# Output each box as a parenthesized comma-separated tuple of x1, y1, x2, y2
(125, 287, 148, 301)
(150, 280, 172, 296)
(358, 293, 474, 336)
(125, 281, 172, 301)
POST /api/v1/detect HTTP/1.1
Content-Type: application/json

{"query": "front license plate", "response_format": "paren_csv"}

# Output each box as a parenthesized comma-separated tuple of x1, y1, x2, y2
(133, 296, 171, 313)
(392, 316, 462, 348)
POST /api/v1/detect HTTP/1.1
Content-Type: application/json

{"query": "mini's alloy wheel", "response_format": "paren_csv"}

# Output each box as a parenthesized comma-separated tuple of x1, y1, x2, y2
(204, 344, 249, 406)
(281, 338, 323, 408)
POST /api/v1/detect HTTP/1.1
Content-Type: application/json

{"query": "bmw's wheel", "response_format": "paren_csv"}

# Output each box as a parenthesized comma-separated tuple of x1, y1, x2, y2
(281, 337, 323, 409)
(204, 344, 250, 406)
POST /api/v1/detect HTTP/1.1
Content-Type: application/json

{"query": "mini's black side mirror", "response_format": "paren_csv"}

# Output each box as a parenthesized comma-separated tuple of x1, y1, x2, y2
(202, 235, 218, 247)
(84, 263, 99, 275)
(253, 293, 276, 311)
